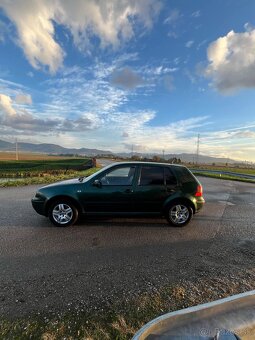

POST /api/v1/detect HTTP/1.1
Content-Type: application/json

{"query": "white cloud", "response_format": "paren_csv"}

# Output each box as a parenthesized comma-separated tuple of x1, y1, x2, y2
(231, 130, 255, 138)
(112, 115, 210, 153)
(164, 8, 182, 39)
(0, 95, 100, 134)
(1, 0, 162, 73)
(148, 66, 178, 75)
(0, 93, 16, 116)
(205, 127, 255, 141)
(164, 9, 180, 25)
(191, 10, 201, 18)
(205, 29, 255, 92)
(244, 22, 254, 32)
(197, 39, 207, 50)
(57, 0, 162, 49)
(0, 19, 8, 42)
(0, 93, 55, 131)
(1, 0, 64, 74)
(15, 93, 32, 105)
(185, 40, 194, 48)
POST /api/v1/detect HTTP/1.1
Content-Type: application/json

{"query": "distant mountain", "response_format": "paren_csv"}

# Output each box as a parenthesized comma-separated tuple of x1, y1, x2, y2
(0, 140, 13, 150)
(0, 139, 237, 163)
(116, 152, 237, 164)
(0, 139, 112, 156)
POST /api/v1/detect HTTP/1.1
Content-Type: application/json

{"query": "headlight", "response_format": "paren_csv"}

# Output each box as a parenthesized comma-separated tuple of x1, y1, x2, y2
(35, 192, 46, 199)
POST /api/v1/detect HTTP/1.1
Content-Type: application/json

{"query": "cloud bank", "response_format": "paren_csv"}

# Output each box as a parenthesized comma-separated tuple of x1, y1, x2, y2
(1, 0, 162, 73)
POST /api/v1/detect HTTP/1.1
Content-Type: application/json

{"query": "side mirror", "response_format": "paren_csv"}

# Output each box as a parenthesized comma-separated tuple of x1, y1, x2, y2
(93, 179, 102, 188)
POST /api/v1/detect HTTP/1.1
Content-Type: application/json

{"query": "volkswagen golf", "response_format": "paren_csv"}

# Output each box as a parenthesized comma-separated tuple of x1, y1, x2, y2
(31, 162, 205, 227)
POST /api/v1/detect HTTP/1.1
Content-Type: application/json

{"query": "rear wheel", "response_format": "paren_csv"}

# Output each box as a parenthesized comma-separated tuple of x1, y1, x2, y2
(166, 202, 193, 227)
(48, 200, 78, 227)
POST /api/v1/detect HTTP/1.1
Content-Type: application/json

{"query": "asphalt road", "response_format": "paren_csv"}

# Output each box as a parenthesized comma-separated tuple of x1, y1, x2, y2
(0, 177, 255, 318)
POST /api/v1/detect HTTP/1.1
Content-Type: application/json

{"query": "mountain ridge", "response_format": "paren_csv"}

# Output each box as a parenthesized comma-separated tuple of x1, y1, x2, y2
(0, 139, 237, 163)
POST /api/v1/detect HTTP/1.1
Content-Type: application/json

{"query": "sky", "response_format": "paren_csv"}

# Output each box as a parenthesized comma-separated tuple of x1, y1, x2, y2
(0, 0, 255, 162)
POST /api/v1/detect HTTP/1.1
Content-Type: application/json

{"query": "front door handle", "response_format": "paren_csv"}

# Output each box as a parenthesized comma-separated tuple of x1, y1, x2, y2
(125, 189, 133, 193)
(167, 187, 176, 193)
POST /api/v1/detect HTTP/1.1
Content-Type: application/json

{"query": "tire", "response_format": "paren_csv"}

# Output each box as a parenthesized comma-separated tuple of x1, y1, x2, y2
(48, 200, 79, 227)
(165, 202, 193, 227)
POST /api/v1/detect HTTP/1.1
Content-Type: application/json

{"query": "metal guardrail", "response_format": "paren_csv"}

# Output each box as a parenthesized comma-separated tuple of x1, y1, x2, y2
(190, 168, 255, 180)
(133, 290, 255, 339)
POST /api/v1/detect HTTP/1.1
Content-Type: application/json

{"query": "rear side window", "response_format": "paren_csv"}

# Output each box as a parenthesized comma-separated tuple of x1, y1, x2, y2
(139, 166, 164, 185)
(173, 166, 195, 183)
(165, 167, 177, 185)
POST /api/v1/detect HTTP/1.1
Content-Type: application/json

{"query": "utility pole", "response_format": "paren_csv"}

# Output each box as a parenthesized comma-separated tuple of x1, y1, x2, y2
(131, 144, 134, 158)
(15, 138, 19, 161)
(196, 134, 200, 165)
(162, 149, 165, 160)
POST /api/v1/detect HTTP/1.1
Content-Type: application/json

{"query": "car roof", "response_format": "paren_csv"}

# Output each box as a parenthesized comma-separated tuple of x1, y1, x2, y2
(107, 161, 186, 168)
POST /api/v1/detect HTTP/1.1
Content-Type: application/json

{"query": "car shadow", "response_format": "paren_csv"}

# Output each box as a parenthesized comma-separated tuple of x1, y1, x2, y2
(75, 215, 189, 228)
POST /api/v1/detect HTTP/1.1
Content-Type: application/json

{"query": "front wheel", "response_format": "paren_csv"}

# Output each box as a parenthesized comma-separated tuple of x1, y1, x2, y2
(48, 200, 78, 227)
(166, 203, 193, 227)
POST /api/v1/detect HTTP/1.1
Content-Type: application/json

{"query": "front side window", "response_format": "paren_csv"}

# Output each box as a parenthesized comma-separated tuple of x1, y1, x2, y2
(139, 166, 164, 186)
(100, 166, 135, 186)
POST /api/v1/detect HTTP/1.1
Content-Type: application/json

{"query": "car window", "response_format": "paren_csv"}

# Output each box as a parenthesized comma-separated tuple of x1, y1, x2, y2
(165, 167, 177, 186)
(100, 166, 135, 186)
(139, 166, 164, 186)
(173, 166, 195, 183)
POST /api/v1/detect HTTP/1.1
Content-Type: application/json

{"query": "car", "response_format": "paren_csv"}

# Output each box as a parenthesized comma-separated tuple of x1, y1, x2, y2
(31, 162, 205, 227)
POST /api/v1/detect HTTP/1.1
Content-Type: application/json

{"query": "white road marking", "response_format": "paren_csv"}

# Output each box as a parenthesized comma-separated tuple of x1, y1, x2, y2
(218, 200, 235, 206)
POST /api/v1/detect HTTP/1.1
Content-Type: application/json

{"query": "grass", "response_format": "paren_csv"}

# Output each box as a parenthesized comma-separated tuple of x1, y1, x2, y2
(0, 156, 96, 187)
(0, 277, 252, 340)
(190, 164, 255, 175)
(0, 168, 99, 187)
(192, 171, 255, 184)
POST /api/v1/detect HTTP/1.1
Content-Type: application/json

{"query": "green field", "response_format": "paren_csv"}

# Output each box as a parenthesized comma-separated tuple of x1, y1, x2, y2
(0, 158, 92, 175)
(0, 158, 97, 187)
(189, 164, 255, 175)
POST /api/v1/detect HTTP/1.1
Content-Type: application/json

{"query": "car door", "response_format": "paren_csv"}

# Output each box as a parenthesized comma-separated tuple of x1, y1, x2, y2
(80, 165, 137, 213)
(132, 165, 178, 212)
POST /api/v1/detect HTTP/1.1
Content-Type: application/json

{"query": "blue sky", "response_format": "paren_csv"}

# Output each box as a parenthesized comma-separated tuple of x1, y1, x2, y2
(0, 0, 255, 161)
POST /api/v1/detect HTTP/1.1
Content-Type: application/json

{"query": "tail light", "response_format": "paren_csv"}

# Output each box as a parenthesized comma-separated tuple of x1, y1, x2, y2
(195, 184, 203, 197)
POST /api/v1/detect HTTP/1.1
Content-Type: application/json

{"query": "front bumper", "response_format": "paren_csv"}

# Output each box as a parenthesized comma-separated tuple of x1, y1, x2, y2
(31, 198, 47, 216)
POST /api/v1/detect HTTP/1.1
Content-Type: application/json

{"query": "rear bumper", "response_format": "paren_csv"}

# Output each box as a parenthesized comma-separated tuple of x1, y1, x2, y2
(194, 197, 205, 212)
(31, 198, 47, 216)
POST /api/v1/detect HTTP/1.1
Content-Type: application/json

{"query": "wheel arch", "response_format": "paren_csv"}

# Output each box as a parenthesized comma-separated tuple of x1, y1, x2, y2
(45, 195, 83, 217)
(162, 197, 195, 216)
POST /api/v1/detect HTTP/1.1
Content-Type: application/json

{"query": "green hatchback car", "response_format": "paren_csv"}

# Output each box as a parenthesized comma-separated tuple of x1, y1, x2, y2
(31, 162, 205, 227)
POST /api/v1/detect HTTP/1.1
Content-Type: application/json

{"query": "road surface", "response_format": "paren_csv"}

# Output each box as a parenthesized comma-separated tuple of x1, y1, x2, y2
(0, 177, 254, 318)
